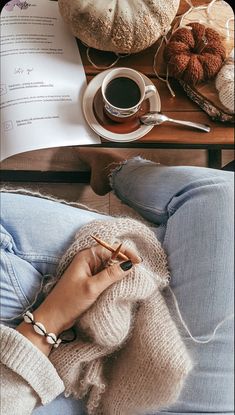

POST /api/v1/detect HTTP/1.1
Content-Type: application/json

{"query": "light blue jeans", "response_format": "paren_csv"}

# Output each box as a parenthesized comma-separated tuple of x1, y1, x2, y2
(0, 159, 234, 415)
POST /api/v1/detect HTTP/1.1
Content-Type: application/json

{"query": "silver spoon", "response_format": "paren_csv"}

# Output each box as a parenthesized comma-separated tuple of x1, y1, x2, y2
(140, 112, 211, 133)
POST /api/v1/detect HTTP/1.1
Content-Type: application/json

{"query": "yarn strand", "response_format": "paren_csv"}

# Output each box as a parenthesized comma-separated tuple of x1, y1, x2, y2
(168, 286, 234, 344)
(138, 263, 234, 345)
(83, 41, 130, 71)
(153, 33, 176, 97)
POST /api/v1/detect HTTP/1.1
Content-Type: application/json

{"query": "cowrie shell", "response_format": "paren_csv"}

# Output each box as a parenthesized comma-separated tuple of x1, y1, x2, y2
(46, 333, 57, 345)
(33, 322, 46, 335)
(53, 338, 62, 348)
(23, 311, 34, 323)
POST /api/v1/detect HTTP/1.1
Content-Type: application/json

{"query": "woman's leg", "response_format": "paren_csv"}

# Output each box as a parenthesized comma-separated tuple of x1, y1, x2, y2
(113, 160, 234, 414)
(78, 150, 234, 414)
(0, 192, 108, 415)
(1, 153, 234, 413)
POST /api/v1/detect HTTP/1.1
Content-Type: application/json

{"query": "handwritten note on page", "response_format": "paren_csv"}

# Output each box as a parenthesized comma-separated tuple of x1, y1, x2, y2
(0, 0, 100, 162)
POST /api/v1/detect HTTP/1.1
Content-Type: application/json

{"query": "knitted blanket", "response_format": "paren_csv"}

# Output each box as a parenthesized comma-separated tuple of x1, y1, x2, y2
(50, 218, 193, 415)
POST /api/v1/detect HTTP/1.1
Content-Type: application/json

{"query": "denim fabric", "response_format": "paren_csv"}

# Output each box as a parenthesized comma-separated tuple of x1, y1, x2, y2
(0, 160, 234, 415)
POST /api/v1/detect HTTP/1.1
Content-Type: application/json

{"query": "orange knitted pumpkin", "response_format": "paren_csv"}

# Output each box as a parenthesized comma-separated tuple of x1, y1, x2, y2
(164, 22, 226, 86)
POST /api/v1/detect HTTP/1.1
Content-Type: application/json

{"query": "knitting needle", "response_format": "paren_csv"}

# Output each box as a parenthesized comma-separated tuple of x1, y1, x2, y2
(106, 243, 124, 267)
(91, 235, 129, 261)
(110, 243, 123, 261)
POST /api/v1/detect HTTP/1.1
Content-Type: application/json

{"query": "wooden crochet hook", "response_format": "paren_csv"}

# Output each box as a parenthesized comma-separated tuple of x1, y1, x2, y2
(91, 235, 129, 261)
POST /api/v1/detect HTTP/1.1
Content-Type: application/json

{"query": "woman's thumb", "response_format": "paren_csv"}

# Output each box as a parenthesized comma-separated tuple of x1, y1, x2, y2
(94, 260, 133, 292)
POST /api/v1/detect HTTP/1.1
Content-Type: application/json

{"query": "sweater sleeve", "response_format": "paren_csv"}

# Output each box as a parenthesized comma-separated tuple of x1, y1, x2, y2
(0, 324, 65, 415)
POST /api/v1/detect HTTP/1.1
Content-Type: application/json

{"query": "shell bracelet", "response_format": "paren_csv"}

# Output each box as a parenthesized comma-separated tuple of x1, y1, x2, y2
(23, 310, 62, 348)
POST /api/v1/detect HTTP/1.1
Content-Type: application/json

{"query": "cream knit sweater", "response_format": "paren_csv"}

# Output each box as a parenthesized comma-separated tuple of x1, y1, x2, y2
(0, 217, 193, 415)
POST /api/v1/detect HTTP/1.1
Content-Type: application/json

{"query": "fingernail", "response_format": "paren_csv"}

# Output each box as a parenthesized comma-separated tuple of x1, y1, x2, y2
(120, 260, 133, 271)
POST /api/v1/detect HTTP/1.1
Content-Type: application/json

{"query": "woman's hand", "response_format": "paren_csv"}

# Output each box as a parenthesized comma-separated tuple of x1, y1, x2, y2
(17, 244, 141, 355)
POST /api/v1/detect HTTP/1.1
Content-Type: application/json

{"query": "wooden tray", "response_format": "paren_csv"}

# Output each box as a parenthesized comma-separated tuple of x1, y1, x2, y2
(179, 79, 234, 123)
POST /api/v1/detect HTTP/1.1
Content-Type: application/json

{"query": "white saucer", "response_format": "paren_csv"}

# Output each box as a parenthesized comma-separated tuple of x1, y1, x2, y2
(82, 69, 161, 143)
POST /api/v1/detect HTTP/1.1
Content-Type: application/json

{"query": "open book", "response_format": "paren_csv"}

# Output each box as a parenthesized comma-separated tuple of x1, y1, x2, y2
(0, 0, 100, 162)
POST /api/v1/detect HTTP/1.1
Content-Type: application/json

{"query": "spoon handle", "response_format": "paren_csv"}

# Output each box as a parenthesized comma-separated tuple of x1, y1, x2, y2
(167, 118, 211, 133)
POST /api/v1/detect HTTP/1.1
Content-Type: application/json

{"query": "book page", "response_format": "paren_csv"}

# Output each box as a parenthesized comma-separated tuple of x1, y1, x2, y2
(0, 0, 100, 162)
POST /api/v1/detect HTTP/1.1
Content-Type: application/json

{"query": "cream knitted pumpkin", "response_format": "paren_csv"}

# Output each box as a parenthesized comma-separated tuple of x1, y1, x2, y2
(215, 50, 234, 113)
(58, 0, 180, 53)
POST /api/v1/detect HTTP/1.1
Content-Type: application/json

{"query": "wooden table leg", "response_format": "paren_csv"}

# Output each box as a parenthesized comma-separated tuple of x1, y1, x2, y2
(207, 149, 222, 169)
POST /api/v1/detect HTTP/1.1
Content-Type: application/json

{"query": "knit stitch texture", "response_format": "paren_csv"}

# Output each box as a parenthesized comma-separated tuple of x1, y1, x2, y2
(49, 218, 193, 415)
(0, 325, 64, 405)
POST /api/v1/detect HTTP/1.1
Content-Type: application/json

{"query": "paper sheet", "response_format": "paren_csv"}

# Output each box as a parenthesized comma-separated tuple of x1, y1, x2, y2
(0, 0, 100, 162)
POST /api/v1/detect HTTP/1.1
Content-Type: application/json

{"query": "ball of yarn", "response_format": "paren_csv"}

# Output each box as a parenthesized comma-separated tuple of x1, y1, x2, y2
(164, 22, 226, 86)
(215, 56, 234, 113)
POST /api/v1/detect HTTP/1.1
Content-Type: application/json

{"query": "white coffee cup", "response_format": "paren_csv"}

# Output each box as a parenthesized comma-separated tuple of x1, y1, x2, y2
(101, 67, 157, 122)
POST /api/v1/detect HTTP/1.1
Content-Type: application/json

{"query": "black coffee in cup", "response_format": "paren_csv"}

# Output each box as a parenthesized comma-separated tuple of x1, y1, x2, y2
(105, 77, 141, 109)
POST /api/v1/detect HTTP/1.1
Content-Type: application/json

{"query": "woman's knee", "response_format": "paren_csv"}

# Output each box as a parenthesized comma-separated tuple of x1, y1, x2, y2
(203, 176, 234, 215)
